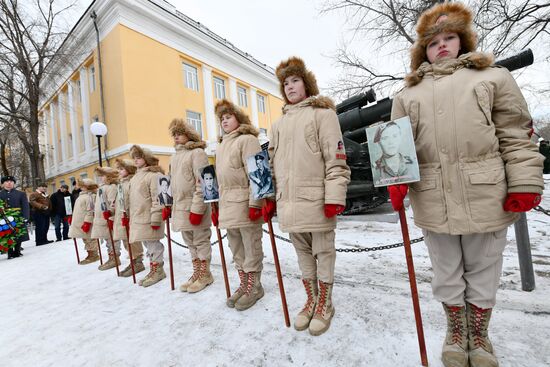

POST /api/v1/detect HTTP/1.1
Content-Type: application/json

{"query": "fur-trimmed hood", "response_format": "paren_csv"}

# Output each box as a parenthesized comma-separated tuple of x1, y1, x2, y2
(139, 165, 165, 174)
(94, 166, 119, 185)
(218, 123, 259, 143)
(169, 118, 205, 146)
(129, 145, 159, 167)
(409, 2, 477, 74)
(282, 95, 336, 114)
(115, 158, 137, 175)
(404, 52, 494, 87)
(77, 178, 98, 191)
(275, 56, 319, 105)
(175, 140, 207, 151)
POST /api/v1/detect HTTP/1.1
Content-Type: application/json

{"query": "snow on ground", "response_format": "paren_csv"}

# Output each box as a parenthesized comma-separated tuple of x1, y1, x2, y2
(1, 177, 549, 367)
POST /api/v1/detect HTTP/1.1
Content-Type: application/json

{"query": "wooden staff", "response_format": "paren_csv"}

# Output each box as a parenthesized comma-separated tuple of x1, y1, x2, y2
(266, 217, 290, 327)
(122, 212, 136, 284)
(73, 239, 80, 264)
(399, 208, 428, 367)
(106, 220, 120, 277)
(212, 202, 230, 298)
(96, 239, 103, 265)
(165, 208, 175, 291)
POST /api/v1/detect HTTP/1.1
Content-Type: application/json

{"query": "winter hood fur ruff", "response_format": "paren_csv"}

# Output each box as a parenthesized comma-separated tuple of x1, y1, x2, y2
(409, 2, 478, 74)
(94, 167, 119, 185)
(275, 56, 319, 105)
(282, 95, 336, 114)
(129, 145, 159, 167)
(405, 52, 494, 87)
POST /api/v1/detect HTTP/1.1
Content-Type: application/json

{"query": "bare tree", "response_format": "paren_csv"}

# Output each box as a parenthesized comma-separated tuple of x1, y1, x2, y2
(0, 0, 77, 187)
(320, 0, 550, 100)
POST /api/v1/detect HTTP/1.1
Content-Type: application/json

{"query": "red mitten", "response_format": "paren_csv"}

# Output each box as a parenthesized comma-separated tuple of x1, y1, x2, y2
(211, 210, 219, 227)
(249, 207, 262, 221)
(189, 212, 203, 226)
(162, 207, 171, 221)
(81, 221, 91, 233)
(324, 204, 345, 218)
(387, 184, 408, 211)
(151, 225, 161, 230)
(121, 217, 129, 227)
(503, 193, 542, 212)
(107, 219, 114, 231)
(67, 216, 72, 225)
(102, 211, 111, 220)
(262, 199, 276, 222)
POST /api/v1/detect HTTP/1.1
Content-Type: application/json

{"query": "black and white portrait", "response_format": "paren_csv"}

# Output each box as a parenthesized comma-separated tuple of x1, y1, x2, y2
(366, 116, 420, 187)
(247, 150, 274, 200)
(116, 184, 125, 212)
(98, 188, 108, 212)
(64, 196, 73, 216)
(157, 175, 173, 206)
(200, 165, 219, 203)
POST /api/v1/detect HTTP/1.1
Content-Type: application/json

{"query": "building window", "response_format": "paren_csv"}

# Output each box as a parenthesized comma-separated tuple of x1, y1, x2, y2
(60, 180, 66, 187)
(79, 126, 85, 153)
(89, 66, 96, 92)
(76, 79, 82, 102)
(69, 176, 76, 188)
(257, 94, 266, 113)
(238, 86, 248, 107)
(183, 63, 199, 91)
(68, 133, 73, 158)
(186, 111, 202, 138)
(213, 77, 226, 99)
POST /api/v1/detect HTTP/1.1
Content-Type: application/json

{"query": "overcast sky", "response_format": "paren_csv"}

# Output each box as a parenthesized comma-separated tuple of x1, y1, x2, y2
(72, 0, 549, 116)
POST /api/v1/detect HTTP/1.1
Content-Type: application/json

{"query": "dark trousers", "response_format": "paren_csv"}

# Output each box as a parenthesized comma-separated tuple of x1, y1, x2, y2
(33, 211, 50, 245)
(54, 214, 69, 240)
(7, 239, 22, 258)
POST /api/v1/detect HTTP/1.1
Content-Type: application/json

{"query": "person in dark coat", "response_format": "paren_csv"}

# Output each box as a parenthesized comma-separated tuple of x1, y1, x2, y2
(29, 183, 52, 246)
(0, 176, 30, 259)
(71, 180, 81, 203)
(50, 184, 71, 241)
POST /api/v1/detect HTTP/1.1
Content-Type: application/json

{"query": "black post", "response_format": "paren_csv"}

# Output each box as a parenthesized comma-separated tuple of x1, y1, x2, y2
(513, 212, 536, 291)
(96, 135, 102, 167)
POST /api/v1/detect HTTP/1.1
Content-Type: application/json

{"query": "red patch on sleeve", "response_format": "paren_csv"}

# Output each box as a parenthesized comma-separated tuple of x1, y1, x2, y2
(336, 153, 347, 160)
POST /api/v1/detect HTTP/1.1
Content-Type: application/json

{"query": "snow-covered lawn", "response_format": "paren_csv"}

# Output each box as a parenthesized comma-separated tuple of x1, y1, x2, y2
(1, 178, 549, 366)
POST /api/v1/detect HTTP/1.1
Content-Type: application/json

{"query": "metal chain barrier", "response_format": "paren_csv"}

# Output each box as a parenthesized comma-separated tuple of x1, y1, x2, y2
(534, 205, 550, 216)
(262, 228, 424, 253)
(167, 232, 228, 249)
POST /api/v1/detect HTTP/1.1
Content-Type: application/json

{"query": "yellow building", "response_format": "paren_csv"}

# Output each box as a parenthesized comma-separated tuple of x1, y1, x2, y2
(40, 0, 284, 190)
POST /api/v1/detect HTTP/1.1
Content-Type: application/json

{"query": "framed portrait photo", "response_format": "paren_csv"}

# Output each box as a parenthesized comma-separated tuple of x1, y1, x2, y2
(157, 175, 173, 207)
(366, 116, 420, 187)
(246, 150, 274, 200)
(199, 165, 219, 203)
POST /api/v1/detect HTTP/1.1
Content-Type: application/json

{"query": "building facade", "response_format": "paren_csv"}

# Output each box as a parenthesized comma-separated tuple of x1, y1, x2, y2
(40, 0, 284, 191)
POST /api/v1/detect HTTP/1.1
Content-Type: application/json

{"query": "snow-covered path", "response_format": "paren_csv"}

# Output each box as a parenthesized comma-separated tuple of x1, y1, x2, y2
(1, 180, 549, 367)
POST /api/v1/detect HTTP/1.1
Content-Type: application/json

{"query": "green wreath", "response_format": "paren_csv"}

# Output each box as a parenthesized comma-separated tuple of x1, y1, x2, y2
(0, 200, 28, 253)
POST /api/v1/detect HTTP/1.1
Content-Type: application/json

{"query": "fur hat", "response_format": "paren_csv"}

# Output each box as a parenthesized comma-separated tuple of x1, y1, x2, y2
(409, 2, 477, 72)
(215, 99, 252, 126)
(275, 57, 319, 104)
(115, 158, 137, 175)
(169, 118, 202, 141)
(77, 178, 98, 191)
(129, 145, 159, 167)
(94, 166, 119, 184)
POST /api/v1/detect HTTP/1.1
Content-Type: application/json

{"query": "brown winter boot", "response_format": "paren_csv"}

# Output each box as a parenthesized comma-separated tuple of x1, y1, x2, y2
(308, 281, 335, 336)
(119, 257, 145, 277)
(79, 250, 99, 265)
(226, 270, 247, 308)
(467, 303, 498, 367)
(294, 278, 318, 331)
(179, 258, 201, 292)
(98, 253, 119, 271)
(188, 260, 214, 293)
(235, 271, 264, 311)
(141, 261, 166, 287)
(442, 304, 469, 367)
(138, 262, 154, 286)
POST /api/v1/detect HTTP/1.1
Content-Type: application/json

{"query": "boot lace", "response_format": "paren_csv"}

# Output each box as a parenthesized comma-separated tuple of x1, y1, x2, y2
(470, 304, 489, 349)
(315, 281, 328, 315)
(301, 279, 316, 313)
(244, 272, 255, 295)
(189, 259, 200, 282)
(447, 306, 465, 344)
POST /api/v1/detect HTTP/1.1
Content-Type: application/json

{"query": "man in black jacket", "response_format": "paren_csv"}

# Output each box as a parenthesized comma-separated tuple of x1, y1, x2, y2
(50, 184, 72, 241)
(0, 176, 30, 259)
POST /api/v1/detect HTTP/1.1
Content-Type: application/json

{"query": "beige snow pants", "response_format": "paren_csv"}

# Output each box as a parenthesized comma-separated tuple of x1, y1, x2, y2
(226, 225, 263, 273)
(122, 240, 144, 260)
(181, 228, 212, 261)
(290, 230, 336, 284)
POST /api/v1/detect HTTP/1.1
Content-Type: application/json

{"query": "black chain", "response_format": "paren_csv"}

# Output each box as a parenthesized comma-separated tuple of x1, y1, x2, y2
(262, 228, 424, 253)
(534, 205, 550, 216)
(167, 232, 228, 249)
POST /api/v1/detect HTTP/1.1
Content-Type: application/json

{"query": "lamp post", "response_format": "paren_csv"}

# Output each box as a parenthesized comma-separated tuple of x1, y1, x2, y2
(90, 121, 108, 167)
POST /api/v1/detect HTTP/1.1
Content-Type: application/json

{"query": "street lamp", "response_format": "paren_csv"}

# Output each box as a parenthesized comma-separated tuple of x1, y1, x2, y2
(90, 121, 108, 167)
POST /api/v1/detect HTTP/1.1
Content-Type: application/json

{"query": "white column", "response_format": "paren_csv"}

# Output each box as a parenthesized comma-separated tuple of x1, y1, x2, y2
(67, 81, 79, 162)
(229, 78, 238, 104)
(79, 67, 92, 154)
(201, 65, 217, 142)
(43, 111, 50, 175)
(49, 104, 59, 171)
(250, 87, 259, 128)
(58, 91, 69, 165)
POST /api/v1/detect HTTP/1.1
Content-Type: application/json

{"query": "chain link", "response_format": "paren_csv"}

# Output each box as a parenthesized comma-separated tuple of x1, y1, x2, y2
(168, 233, 228, 249)
(534, 205, 550, 216)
